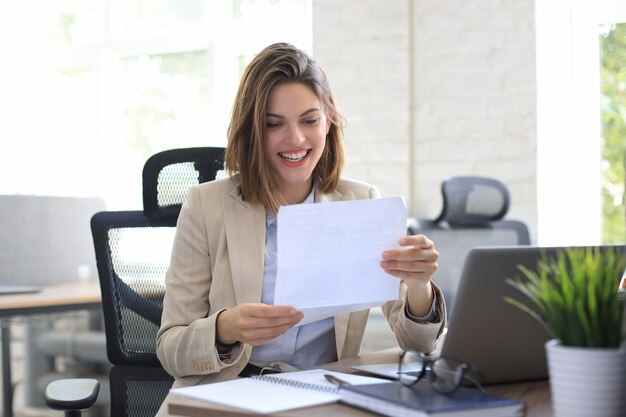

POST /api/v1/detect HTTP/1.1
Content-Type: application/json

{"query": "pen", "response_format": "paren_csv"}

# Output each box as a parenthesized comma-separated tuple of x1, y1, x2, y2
(324, 373, 352, 388)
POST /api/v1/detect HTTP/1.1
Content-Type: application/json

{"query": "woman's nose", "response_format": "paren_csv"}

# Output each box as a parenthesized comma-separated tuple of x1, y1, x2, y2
(285, 124, 305, 146)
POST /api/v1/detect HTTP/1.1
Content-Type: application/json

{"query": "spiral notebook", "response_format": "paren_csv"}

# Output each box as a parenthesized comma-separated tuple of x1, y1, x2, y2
(170, 369, 388, 414)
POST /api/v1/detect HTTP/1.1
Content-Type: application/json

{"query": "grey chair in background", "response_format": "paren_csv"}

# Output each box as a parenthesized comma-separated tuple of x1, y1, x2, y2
(409, 176, 531, 314)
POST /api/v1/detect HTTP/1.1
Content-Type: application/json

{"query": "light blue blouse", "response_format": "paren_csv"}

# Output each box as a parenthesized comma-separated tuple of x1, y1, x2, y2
(250, 189, 337, 369)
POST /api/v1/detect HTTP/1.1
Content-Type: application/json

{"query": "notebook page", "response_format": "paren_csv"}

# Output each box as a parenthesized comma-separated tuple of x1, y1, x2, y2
(171, 377, 337, 414)
(169, 369, 389, 414)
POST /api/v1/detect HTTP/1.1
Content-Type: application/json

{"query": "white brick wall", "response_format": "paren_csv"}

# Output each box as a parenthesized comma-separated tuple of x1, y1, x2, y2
(313, 0, 412, 202)
(313, 0, 538, 241)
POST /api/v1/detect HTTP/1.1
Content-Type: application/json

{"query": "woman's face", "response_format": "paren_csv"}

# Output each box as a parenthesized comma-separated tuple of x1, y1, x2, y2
(264, 82, 330, 204)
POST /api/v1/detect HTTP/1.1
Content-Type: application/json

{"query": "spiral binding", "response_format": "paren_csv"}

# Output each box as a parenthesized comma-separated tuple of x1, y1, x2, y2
(251, 375, 339, 395)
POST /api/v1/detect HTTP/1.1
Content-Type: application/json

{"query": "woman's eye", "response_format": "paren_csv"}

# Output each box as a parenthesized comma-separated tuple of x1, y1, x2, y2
(303, 118, 318, 125)
(266, 121, 281, 128)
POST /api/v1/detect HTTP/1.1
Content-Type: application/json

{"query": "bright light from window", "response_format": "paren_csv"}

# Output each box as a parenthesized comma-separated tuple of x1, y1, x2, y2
(0, 0, 312, 210)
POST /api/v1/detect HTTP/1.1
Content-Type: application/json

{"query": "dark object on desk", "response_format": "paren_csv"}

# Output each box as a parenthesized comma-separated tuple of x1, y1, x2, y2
(0, 284, 41, 295)
(44, 147, 225, 417)
(325, 373, 353, 388)
(339, 381, 524, 417)
(440, 244, 626, 385)
(409, 176, 531, 313)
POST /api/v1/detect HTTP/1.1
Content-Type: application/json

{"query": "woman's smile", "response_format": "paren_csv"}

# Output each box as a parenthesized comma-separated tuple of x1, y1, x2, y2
(278, 149, 311, 165)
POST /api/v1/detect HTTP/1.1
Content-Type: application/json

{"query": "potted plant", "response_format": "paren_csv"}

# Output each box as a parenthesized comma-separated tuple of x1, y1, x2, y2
(505, 246, 626, 417)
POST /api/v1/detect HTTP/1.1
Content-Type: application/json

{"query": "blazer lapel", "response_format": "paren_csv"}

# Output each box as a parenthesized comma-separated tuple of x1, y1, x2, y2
(222, 185, 266, 305)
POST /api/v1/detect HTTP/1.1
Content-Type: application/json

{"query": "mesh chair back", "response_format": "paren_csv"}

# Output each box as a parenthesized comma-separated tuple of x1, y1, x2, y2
(109, 365, 173, 417)
(92, 211, 176, 366)
(421, 176, 530, 242)
(412, 176, 531, 313)
(92, 147, 225, 366)
(143, 147, 226, 219)
(434, 176, 510, 226)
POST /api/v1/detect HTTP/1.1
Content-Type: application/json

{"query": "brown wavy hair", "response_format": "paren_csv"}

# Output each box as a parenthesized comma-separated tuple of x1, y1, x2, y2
(225, 42, 345, 215)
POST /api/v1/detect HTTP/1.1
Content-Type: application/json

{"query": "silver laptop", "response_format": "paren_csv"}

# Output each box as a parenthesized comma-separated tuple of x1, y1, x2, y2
(440, 245, 626, 385)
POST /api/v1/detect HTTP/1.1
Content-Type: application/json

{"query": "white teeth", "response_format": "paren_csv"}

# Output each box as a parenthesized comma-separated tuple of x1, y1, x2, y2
(279, 150, 308, 161)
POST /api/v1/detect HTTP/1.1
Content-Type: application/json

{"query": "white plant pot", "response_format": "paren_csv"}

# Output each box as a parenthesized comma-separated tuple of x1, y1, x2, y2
(546, 339, 626, 417)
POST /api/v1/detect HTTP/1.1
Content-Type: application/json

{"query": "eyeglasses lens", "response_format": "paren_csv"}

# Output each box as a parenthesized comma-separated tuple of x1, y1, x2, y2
(431, 358, 465, 393)
(398, 350, 424, 385)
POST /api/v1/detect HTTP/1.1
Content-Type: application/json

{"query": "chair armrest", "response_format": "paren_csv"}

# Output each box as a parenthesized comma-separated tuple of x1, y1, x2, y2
(44, 378, 100, 411)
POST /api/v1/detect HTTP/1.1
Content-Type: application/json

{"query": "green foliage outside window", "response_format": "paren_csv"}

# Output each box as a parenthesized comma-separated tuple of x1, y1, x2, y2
(600, 23, 626, 244)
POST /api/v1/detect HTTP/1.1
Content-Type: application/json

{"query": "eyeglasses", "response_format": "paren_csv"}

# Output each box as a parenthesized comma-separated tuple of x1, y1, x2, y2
(398, 350, 484, 394)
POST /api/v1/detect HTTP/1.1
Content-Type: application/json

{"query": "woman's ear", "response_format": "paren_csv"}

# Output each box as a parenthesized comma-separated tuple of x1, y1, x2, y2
(325, 113, 332, 135)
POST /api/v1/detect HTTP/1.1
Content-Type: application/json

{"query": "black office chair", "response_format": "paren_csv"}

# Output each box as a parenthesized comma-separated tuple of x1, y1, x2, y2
(410, 176, 531, 313)
(44, 147, 225, 417)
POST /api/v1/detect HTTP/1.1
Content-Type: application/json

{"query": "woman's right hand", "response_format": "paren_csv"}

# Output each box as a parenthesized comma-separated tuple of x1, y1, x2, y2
(216, 304, 304, 346)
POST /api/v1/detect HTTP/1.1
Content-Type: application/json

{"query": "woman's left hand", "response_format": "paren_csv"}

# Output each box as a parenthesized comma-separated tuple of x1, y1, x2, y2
(380, 235, 438, 286)
(380, 235, 439, 317)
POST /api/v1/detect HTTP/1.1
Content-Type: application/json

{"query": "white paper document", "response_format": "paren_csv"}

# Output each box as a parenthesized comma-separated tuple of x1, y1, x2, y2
(274, 197, 407, 325)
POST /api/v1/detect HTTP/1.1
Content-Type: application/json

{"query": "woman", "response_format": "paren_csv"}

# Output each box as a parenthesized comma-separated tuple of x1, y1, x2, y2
(156, 43, 446, 388)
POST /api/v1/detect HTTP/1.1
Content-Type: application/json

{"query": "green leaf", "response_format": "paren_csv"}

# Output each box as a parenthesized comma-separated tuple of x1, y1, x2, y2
(503, 247, 625, 348)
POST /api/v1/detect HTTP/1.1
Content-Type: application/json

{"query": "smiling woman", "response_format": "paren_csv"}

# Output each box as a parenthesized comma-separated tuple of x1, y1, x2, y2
(154, 44, 447, 408)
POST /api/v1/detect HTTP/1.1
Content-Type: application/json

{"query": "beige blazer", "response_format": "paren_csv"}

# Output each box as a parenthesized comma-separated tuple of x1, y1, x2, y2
(156, 176, 446, 388)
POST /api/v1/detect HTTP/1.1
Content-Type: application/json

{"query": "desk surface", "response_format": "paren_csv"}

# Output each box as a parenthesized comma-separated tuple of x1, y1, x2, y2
(163, 349, 553, 417)
(0, 280, 102, 317)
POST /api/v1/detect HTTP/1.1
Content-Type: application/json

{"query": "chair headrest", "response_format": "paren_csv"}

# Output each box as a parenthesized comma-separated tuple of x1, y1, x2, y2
(142, 147, 225, 219)
(434, 176, 510, 226)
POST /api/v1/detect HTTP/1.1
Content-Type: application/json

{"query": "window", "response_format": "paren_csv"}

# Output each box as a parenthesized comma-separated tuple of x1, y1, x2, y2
(600, 23, 626, 244)
(0, 0, 312, 209)
(535, 1, 626, 245)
